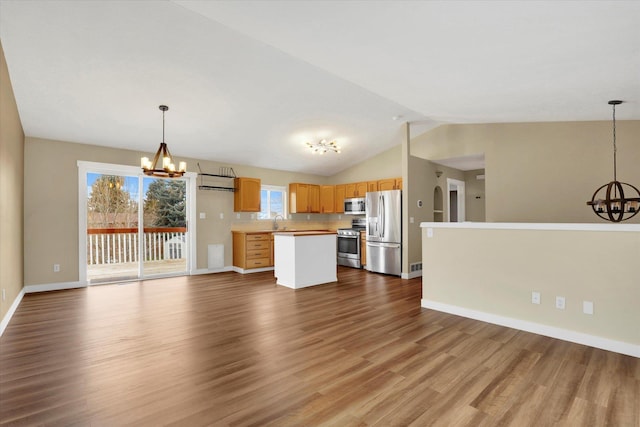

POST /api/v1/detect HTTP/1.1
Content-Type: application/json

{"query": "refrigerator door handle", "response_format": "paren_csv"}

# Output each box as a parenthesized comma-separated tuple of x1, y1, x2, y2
(380, 194, 385, 238)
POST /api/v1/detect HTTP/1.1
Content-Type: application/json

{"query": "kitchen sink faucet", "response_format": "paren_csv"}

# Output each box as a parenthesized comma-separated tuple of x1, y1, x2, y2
(273, 214, 285, 230)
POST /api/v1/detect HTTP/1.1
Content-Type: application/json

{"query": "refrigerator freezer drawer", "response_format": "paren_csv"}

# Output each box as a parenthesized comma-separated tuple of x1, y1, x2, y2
(366, 242, 401, 276)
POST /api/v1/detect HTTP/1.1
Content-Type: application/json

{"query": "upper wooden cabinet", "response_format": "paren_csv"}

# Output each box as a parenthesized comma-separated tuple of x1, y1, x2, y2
(334, 184, 346, 213)
(320, 185, 335, 213)
(289, 183, 320, 213)
(378, 178, 402, 191)
(309, 184, 320, 213)
(286, 177, 400, 216)
(234, 177, 261, 212)
(345, 181, 367, 198)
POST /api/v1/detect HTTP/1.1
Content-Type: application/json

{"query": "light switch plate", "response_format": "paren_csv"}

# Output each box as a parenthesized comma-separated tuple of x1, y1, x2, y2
(531, 291, 541, 304)
(583, 301, 594, 315)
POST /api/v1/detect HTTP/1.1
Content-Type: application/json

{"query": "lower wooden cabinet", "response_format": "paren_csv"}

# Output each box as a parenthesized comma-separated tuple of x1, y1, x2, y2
(232, 231, 273, 269)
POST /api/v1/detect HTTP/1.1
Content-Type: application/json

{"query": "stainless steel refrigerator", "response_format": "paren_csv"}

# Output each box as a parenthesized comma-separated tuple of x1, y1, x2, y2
(366, 190, 401, 276)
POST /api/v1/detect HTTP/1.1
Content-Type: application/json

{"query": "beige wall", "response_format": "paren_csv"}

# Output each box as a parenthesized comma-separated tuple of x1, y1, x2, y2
(3, 105, 412, 298)
(403, 154, 465, 272)
(23, 137, 357, 286)
(422, 225, 640, 349)
(23, 125, 411, 287)
(412, 121, 640, 223)
(0, 41, 25, 324)
(464, 169, 486, 222)
(330, 144, 402, 183)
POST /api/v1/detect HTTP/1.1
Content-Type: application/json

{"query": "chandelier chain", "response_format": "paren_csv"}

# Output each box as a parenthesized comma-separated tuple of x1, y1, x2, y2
(613, 102, 617, 183)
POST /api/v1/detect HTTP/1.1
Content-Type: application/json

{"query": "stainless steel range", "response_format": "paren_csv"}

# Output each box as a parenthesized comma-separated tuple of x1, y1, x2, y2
(337, 218, 366, 268)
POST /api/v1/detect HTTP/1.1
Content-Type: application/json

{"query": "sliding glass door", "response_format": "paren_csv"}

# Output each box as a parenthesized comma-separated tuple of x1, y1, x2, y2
(80, 162, 192, 284)
(86, 173, 140, 283)
(141, 177, 187, 277)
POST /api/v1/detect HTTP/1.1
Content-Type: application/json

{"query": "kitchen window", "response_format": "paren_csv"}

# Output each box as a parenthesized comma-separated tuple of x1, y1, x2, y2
(259, 185, 287, 219)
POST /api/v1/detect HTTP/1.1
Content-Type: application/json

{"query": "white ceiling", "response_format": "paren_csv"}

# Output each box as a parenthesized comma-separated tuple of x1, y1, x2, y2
(1, 1, 639, 176)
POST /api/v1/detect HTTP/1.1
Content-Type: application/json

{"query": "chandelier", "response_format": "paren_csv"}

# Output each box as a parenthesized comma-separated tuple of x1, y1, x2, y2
(586, 100, 640, 222)
(140, 105, 186, 178)
(306, 139, 341, 155)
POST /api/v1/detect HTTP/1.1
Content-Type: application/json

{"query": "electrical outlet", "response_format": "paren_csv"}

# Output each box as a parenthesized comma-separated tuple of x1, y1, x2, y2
(307, 215, 311, 220)
(236, 213, 241, 219)
(531, 291, 541, 304)
(53, 264, 60, 273)
(583, 301, 594, 315)
(555, 296, 565, 310)
(2, 289, 5, 301)
(199, 212, 206, 219)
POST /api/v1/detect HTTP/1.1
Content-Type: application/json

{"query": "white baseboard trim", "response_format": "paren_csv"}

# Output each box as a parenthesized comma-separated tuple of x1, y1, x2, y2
(232, 266, 275, 274)
(402, 270, 423, 279)
(24, 281, 87, 294)
(192, 266, 234, 275)
(421, 299, 640, 358)
(0, 288, 25, 337)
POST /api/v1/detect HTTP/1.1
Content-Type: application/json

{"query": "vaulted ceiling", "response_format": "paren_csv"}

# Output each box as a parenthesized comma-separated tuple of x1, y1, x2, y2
(1, 1, 638, 175)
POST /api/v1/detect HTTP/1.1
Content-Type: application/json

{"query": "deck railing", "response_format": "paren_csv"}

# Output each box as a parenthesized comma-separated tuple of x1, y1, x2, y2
(87, 227, 187, 265)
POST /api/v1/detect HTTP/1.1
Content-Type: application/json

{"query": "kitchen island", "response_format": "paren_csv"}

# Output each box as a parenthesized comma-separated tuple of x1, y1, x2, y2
(273, 231, 337, 289)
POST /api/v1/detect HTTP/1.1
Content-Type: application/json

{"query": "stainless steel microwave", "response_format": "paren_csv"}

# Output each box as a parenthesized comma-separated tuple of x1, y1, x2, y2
(344, 197, 366, 215)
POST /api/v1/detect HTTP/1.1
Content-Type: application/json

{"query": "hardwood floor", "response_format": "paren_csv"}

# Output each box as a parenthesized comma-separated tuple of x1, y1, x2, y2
(1, 267, 638, 426)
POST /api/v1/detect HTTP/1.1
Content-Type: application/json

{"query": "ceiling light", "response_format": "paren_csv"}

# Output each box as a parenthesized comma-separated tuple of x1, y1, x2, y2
(586, 100, 640, 222)
(141, 105, 186, 178)
(305, 139, 341, 155)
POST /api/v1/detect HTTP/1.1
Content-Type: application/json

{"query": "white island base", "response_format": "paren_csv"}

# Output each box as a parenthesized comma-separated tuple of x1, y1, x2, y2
(274, 231, 337, 289)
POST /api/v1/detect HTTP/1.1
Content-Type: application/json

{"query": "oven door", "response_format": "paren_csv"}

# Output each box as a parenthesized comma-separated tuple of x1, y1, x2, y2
(337, 234, 361, 268)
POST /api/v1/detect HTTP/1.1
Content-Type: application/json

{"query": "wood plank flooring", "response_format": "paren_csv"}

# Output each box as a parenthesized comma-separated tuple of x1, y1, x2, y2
(1, 267, 638, 426)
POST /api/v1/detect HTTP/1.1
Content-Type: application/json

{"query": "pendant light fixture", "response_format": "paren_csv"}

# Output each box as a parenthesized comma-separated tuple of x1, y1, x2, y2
(586, 100, 640, 222)
(140, 105, 186, 178)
